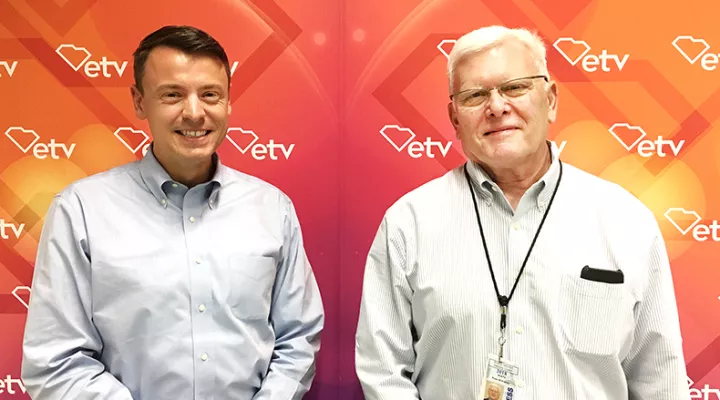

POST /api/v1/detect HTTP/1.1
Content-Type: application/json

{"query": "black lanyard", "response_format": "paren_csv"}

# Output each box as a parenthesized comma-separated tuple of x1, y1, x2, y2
(462, 159, 563, 359)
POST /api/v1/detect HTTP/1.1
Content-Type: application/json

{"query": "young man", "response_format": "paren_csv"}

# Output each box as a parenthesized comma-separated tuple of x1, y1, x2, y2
(21, 25, 324, 400)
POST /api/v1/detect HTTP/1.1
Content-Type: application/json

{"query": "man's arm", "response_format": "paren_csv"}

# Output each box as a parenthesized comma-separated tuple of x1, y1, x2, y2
(21, 193, 134, 400)
(355, 217, 420, 400)
(252, 195, 324, 400)
(622, 224, 690, 400)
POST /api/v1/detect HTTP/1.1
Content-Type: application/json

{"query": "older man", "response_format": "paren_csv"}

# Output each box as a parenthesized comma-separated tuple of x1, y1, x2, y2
(355, 25, 689, 399)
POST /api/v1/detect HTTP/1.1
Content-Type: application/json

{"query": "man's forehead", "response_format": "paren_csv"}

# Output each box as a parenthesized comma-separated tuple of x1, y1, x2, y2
(143, 48, 227, 86)
(455, 46, 537, 86)
(146, 47, 223, 71)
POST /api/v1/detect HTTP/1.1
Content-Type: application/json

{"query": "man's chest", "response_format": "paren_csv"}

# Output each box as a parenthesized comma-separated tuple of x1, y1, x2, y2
(404, 208, 640, 362)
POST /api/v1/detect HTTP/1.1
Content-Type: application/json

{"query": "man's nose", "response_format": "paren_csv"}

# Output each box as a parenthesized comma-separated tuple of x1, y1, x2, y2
(485, 89, 509, 118)
(182, 95, 206, 121)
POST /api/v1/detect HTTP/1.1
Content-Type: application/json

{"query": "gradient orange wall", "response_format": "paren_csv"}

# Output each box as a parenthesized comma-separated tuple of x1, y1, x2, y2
(1, 0, 718, 398)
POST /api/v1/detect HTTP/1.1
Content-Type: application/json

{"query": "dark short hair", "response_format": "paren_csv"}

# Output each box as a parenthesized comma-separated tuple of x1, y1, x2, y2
(132, 25, 231, 93)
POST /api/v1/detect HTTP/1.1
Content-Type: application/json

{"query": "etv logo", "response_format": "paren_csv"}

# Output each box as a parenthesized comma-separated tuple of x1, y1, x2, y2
(226, 128, 295, 160)
(608, 123, 684, 157)
(0, 218, 24, 240)
(672, 36, 719, 71)
(665, 208, 720, 241)
(114, 127, 150, 156)
(553, 38, 629, 72)
(0, 60, 17, 78)
(380, 125, 452, 159)
(0, 374, 27, 395)
(4, 127, 76, 159)
(437, 39, 456, 58)
(688, 376, 720, 399)
(56, 44, 128, 78)
(12, 286, 30, 309)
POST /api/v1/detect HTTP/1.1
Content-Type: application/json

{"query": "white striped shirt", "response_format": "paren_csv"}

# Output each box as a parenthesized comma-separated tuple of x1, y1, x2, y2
(355, 141, 690, 400)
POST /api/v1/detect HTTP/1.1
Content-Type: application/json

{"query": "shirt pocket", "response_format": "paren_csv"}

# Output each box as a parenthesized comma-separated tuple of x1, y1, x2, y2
(226, 256, 277, 320)
(558, 273, 628, 357)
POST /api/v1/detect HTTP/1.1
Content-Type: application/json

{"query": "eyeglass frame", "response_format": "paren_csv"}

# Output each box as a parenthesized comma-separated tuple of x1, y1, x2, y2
(449, 75, 549, 107)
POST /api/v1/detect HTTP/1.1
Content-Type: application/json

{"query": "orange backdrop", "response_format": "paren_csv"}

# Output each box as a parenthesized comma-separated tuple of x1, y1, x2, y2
(1, 0, 719, 398)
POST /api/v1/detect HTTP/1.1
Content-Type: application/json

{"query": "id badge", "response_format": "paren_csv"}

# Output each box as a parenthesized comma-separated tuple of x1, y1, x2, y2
(480, 354, 521, 400)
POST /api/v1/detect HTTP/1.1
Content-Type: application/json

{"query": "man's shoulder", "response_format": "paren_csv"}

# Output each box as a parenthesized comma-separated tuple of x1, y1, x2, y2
(563, 163, 644, 205)
(562, 162, 657, 225)
(55, 161, 141, 203)
(218, 164, 294, 207)
(383, 166, 463, 220)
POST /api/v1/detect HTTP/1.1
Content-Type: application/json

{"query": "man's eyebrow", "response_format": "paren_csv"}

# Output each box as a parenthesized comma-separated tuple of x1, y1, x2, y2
(153, 83, 225, 91)
(155, 83, 184, 91)
(197, 84, 224, 91)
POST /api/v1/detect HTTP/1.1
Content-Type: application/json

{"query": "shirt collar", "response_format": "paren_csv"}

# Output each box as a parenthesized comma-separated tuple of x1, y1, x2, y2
(139, 144, 227, 209)
(465, 140, 562, 210)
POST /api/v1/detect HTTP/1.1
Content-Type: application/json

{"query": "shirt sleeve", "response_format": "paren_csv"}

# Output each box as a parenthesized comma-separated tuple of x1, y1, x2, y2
(622, 223, 691, 400)
(21, 193, 135, 400)
(252, 194, 325, 400)
(355, 216, 421, 400)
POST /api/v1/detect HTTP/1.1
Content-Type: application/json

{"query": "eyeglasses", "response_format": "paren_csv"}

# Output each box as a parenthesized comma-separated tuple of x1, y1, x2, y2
(450, 75, 549, 108)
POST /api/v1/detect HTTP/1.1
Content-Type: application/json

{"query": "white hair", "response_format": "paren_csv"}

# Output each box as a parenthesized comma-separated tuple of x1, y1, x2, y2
(447, 25, 548, 94)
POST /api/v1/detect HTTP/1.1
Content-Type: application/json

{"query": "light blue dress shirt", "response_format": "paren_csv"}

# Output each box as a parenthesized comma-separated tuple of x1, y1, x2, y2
(21, 147, 325, 400)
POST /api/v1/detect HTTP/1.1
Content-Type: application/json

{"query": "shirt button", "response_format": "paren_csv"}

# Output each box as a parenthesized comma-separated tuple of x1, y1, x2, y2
(200, 353, 208, 361)
(512, 223, 520, 230)
(189, 216, 196, 223)
(516, 326, 524, 334)
(195, 258, 202, 264)
(161, 199, 167, 206)
(198, 304, 206, 312)
(172, 183, 178, 188)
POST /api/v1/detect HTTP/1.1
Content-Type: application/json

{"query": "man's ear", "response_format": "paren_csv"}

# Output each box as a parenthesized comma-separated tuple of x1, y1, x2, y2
(130, 84, 147, 120)
(448, 101, 460, 138)
(546, 80, 558, 124)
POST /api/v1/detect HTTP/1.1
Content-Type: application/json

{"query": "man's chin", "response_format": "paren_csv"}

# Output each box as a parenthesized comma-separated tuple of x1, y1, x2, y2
(182, 148, 217, 161)
(472, 149, 526, 167)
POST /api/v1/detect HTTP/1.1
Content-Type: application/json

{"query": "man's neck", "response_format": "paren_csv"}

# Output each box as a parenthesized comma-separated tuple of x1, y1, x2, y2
(480, 144, 552, 209)
(154, 151, 215, 188)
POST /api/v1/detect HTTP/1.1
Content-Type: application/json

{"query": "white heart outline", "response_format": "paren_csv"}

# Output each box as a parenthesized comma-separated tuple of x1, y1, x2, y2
(55, 44, 92, 71)
(12, 286, 31, 309)
(437, 39, 457, 59)
(664, 208, 702, 235)
(553, 37, 591, 66)
(113, 127, 150, 154)
(4, 126, 40, 153)
(380, 125, 416, 152)
(608, 123, 647, 151)
(226, 128, 259, 154)
(672, 36, 711, 65)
